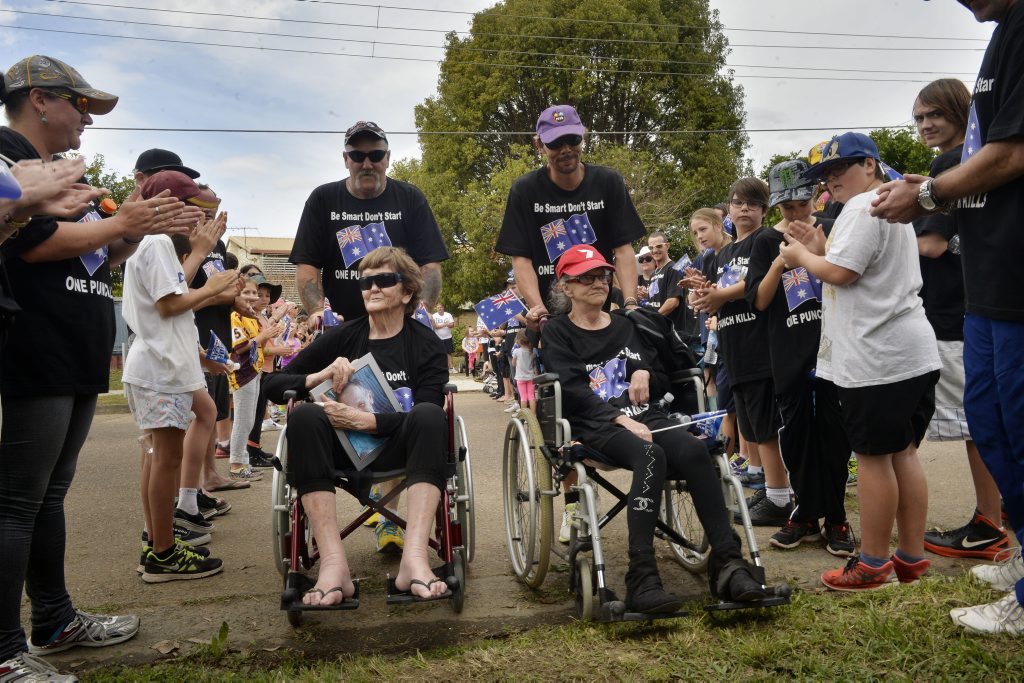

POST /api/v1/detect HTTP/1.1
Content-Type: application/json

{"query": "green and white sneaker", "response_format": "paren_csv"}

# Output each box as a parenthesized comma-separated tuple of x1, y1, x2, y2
(142, 545, 223, 583)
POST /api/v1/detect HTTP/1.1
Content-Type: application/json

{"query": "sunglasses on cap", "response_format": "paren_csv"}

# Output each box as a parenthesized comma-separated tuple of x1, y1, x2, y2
(566, 272, 613, 286)
(358, 272, 404, 290)
(346, 149, 388, 164)
(637, 255, 654, 264)
(51, 90, 90, 115)
(544, 134, 583, 150)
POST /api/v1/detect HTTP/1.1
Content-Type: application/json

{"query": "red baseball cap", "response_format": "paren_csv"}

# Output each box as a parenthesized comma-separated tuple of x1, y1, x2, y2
(555, 244, 615, 279)
(139, 170, 200, 202)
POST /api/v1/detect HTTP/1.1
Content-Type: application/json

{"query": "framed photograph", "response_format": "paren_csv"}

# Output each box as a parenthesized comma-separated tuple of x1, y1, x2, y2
(309, 353, 404, 471)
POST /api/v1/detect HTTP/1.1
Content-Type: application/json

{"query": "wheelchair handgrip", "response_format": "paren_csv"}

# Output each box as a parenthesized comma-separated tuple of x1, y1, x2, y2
(670, 368, 703, 380)
(284, 390, 298, 402)
(444, 383, 458, 394)
(533, 372, 559, 385)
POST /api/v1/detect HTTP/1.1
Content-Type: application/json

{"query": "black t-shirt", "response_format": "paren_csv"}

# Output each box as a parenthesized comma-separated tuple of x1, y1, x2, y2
(542, 312, 667, 450)
(262, 315, 447, 436)
(496, 164, 646, 306)
(290, 178, 449, 321)
(646, 260, 699, 341)
(914, 146, 965, 340)
(956, 1, 1024, 321)
(190, 239, 233, 352)
(702, 229, 772, 386)
(744, 224, 829, 394)
(500, 315, 525, 355)
(0, 127, 115, 397)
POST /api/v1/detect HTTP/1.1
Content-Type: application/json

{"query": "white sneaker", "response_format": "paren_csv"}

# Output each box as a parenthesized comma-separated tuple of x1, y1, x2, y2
(503, 402, 519, 413)
(950, 591, 1024, 635)
(0, 652, 77, 682)
(262, 419, 282, 432)
(559, 502, 577, 544)
(971, 547, 1024, 592)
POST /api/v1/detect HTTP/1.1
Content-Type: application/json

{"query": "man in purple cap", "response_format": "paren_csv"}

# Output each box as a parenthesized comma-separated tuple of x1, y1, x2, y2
(496, 104, 643, 321)
(291, 121, 448, 324)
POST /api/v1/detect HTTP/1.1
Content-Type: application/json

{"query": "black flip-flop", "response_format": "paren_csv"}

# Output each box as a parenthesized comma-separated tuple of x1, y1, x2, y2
(289, 580, 360, 611)
(386, 576, 453, 604)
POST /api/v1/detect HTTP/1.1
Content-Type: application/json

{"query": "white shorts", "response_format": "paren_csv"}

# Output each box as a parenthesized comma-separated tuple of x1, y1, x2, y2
(926, 339, 971, 442)
(125, 383, 195, 431)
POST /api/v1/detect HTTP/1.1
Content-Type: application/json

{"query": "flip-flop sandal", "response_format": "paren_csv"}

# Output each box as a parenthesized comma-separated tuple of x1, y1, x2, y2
(208, 480, 251, 492)
(304, 586, 348, 605)
(386, 576, 453, 604)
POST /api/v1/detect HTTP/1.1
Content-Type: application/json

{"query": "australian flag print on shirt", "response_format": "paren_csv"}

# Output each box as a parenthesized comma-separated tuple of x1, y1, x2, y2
(78, 210, 108, 277)
(961, 102, 981, 163)
(336, 222, 393, 268)
(540, 212, 597, 262)
(589, 356, 630, 402)
(781, 267, 822, 312)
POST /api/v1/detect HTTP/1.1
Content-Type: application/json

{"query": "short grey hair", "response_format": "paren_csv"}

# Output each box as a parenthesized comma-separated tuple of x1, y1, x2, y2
(547, 276, 573, 315)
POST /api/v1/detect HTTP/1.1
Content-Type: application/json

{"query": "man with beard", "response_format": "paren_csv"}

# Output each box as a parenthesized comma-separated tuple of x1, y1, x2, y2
(291, 121, 448, 324)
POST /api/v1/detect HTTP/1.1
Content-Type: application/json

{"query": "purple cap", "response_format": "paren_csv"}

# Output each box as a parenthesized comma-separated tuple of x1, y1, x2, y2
(536, 104, 586, 145)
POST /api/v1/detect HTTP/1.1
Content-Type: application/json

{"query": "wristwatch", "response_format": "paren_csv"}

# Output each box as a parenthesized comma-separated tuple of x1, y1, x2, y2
(917, 178, 945, 212)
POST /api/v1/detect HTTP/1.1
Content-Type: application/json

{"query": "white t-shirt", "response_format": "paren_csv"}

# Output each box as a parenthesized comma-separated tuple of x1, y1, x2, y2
(816, 190, 940, 388)
(512, 346, 537, 381)
(122, 235, 205, 393)
(431, 311, 454, 339)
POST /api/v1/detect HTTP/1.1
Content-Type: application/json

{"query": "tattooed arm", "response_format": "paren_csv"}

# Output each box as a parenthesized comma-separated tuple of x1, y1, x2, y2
(419, 262, 442, 309)
(296, 264, 326, 324)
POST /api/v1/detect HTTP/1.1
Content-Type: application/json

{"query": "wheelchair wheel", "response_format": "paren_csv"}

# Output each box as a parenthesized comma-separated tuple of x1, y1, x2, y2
(451, 548, 467, 614)
(574, 555, 594, 621)
(271, 426, 291, 578)
(502, 409, 553, 588)
(663, 481, 710, 573)
(455, 415, 476, 563)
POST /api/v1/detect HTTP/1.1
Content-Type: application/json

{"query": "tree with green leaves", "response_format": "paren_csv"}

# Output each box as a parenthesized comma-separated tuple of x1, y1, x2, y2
(398, 0, 747, 307)
(868, 127, 937, 177)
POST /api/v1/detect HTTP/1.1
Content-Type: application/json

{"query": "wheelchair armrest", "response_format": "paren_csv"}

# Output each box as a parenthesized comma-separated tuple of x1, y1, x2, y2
(284, 390, 298, 402)
(670, 368, 703, 380)
(444, 383, 458, 394)
(533, 372, 559, 386)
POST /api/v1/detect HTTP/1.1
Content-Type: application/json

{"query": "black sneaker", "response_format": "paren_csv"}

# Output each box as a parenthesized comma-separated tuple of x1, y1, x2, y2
(823, 521, 857, 557)
(248, 448, 277, 469)
(173, 508, 214, 534)
(769, 520, 822, 549)
(137, 540, 209, 573)
(923, 511, 1009, 561)
(733, 489, 766, 523)
(743, 493, 793, 527)
(142, 526, 211, 547)
(197, 491, 231, 519)
(142, 545, 224, 583)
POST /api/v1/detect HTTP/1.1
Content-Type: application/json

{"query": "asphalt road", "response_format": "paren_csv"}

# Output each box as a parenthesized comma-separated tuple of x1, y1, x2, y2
(23, 386, 997, 672)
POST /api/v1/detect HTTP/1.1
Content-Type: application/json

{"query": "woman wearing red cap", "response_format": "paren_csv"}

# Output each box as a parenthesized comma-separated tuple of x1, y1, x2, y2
(541, 244, 768, 613)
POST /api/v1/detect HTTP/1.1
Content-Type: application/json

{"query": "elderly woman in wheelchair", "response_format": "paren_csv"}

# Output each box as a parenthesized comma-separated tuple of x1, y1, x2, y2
(541, 245, 767, 614)
(263, 247, 450, 605)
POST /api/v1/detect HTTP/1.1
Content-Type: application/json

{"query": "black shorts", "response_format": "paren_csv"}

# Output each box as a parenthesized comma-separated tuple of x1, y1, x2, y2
(440, 337, 454, 354)
(838, 371, 939, 455)
(205, 373, 230, 421)
(732, 377, 780, 443)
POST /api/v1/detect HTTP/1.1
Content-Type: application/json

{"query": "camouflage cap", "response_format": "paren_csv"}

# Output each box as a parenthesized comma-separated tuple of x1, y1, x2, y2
(2, 55, 118, 115)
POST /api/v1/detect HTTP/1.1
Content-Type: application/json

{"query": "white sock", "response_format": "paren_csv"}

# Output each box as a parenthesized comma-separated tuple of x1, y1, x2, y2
(747, 465, 763, 475)
(217, 439, 229, 449)
(766, 487, 790, 507)
(178, 487, 199, 515)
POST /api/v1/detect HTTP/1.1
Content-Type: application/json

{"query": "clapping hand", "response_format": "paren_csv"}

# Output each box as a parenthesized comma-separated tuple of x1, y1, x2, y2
(785, 219, 826, 256)
(190, 211, 227, 257)
(778, 233, 810, 269)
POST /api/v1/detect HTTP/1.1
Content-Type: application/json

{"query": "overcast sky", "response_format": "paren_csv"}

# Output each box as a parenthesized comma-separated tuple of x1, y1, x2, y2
(0, 0, 995, 239)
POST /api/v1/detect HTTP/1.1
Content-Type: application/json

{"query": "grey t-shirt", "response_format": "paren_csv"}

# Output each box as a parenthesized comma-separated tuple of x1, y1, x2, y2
(817, 190, 940, 388)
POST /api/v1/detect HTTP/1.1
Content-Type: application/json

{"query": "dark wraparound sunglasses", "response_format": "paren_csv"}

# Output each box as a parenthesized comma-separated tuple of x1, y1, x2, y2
(51, 90, 90, 115)
(567, 272, 613, 286)
(544, 134, 583, 150)
(358, 272, 404, 290)
(637, 256, 654, 264)
(346, 149, 388, 163)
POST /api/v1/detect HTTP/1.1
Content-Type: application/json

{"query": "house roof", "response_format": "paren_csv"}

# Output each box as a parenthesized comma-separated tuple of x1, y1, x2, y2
(226, 236, 294, 255)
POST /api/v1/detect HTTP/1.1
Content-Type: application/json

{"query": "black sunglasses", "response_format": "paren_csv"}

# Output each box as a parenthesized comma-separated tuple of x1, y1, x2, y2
(51, 90, 90, 115)
(358, 272, 404, 291)
(567, 271, 613, 286)
(346, 149, 388, 164)
(637, 255, 654, 264)
(544, 134, 583, 150)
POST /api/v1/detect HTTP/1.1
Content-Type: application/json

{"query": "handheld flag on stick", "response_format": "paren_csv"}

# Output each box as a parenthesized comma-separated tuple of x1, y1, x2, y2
(412, 302, 432, 328)
(206, 332, 239, 370)
(0, 161, 22, 200)
(322, 298, 339, 327)
(474, 289, 527, 330)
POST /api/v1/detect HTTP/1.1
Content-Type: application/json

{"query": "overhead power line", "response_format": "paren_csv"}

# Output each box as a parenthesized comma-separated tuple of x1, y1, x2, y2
(39, 0, 988, 51)
(5, 8, 978, 77)
(86, 125, 912, 135)
(0, 23, 971, 83)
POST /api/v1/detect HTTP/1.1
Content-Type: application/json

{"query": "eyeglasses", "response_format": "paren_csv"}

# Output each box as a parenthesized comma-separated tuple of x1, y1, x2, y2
(358, 272, 404, 290)
(345, 149, 388, 164)
(51, 91, 90, 115)
(729, 198, 764, 209)
(566, 271, 613, 286)
(637, 256, 654, 264)
(823, 160, 860, 180)
(544, 134, 583, 150)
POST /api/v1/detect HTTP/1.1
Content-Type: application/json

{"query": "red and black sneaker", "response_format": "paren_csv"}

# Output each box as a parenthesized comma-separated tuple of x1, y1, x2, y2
(891, 554, 930, 584)
(821, 557, 894, 592)
(923, 511, 1009, 560)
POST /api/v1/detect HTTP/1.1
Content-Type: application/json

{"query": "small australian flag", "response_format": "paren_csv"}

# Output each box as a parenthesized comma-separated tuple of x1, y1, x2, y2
(540, 212, 597, 263)
(717, 263, 742, 288)
(589, 356, 630, 402)
(393, 387, 414, 412)
(206, 332, 231, 365)
(687, 410, 726, 441)
(474, 289, 526, 331)
(322, 298, 340, 327)
(412, 302, 432, 328)
(961, 102, 982, 164)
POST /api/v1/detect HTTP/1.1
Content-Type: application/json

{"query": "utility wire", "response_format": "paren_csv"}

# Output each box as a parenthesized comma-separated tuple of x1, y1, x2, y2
(285, 0, 991, 41)
(86, 125, 911, 134)
(0, 23, 969, 82)
(39, 0, 988, 51)
(4, 8, 978, 76)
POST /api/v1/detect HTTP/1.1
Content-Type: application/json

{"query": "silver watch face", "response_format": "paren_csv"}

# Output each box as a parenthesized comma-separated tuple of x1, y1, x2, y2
(918, 181, 937, 211)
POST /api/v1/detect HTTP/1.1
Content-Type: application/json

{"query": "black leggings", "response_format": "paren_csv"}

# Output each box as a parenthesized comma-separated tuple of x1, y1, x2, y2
(286, 401, 448, 497)
(589, 413, 742, 562)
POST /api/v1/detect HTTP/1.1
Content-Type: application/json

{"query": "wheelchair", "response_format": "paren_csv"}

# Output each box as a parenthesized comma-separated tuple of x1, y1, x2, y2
(502, 371, 790, 622)
(271, 384, 474, 627)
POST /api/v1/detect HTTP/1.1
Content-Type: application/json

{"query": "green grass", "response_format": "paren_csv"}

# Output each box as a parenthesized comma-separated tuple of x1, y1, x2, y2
(96, 393, 127, 408)
(82, 574, 1024, 681)
(110, 368, 123, 391)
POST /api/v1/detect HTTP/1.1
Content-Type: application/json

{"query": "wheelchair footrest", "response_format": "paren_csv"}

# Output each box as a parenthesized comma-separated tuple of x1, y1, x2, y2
(385, 565, 457, 605)
(603, 608, 691, 623)
(281, 571, 360, 612)
(705, 583, 791, 612)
